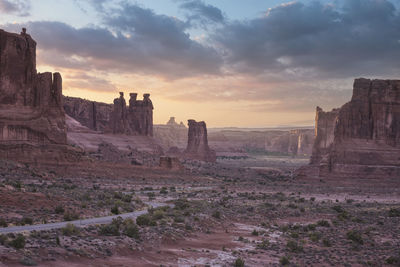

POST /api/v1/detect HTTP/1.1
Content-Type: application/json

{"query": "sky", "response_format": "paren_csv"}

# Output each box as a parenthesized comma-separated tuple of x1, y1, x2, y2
(1, 0, 400, 127)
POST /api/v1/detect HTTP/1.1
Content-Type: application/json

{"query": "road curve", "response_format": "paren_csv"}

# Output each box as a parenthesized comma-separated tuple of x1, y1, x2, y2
(0, 201, 171, 234)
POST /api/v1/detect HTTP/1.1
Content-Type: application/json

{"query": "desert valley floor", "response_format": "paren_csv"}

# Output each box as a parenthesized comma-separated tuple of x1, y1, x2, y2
(0, 154, 398, 267)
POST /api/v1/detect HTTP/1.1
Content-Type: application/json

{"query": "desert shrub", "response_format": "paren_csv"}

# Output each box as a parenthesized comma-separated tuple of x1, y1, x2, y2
(61, 223, 80, 236)
(0, 235, 8, 245)
(257, 239, 269, 250)
(152, 210, 165, 220)
(63, 211, 79, 221)
(251, 229, 259, 236)
(123, 219, 139, 239)
(346, 230, 364, 245)
(9, 234, 25, 249)
(317, 220, 330, 227)
(286, 240, 303, 253)
(310, 197, 316, 202)
(159, 187, 168, 194)
(322, 238, 332, 247)
(212, 211, 221, 219)
(121, 194, 132, 203)
(99, 217, 123, 236)
(136, 214, 156, 226)
(337, 211, 350, 221)
(309, 231, 322, 242)
(234, 258, 245, 267)
(304, 224, 316, 231)
(388, 208, 400, 217)
(174, 199, 190, 210)
(386, 256, 400, 265)
(19, 257, 37, 266)
(111, 205, 119, 215)
(0, 218, 7, 227)
(19, 217, 33, 225)
(55, 205, 65, 214)
(280, 256, 290, 265)
(332, 205, 344, 213)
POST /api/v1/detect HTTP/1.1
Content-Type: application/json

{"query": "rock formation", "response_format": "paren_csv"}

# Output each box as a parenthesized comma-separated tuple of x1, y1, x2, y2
(0, 28, 80, 163)
(63, 96, 112, 132)
(183, 120, 216, 162)
(64, 92, 153, 136)
(159, 156, 184, 170)
(302, 78, 400, 179)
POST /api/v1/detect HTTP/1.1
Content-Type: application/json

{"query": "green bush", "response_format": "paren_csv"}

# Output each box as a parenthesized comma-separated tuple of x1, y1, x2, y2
(174, 199, 190, 210)
(212, 211, 221, 219)
(386, 256, 400, 265)
(332, 205, 344, 213)
(286, 240, 303, 253)
(159, 187, 168, 194)
(63, 211, 79, 221)
(19, 217, 33, 225)
(346, 230, 363, 245)
(136, 214, 152, 226)
(388, 208, 400, 217)
(0, 218, 7, 227)
(111, 205, 119, 215)
(9, 234, 25, 249)
(123, 219, 139, 239)
(322, 238, 332, 247)
(61, 223, 80, 236)
(234, 258, 245, 267)
(99, 218, 123, 236)
(317, 220, 330, 227)
(55, 205, 65, 214)
(280, 256, 290, 265)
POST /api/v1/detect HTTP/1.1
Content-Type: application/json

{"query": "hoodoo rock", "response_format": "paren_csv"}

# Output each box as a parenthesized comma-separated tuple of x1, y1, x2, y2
(0, 29, 78, 163)
(184, 120, 216, 162)
(301, 78, 400, 179)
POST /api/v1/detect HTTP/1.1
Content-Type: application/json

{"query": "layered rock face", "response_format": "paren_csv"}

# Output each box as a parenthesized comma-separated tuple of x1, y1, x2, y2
(64, 92, 154, 136)
(109, 92, 153, 136)
(0, 29, 66, 144)
(184, 120, 216, 162)
(0, 29, 79, 163)
(63, 96, 112, 132)
(305, 78, 400, 178)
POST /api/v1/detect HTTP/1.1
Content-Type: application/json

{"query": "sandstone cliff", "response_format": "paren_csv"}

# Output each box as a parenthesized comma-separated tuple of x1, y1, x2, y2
(303, 78, 400, 179)
(63, 96, 112, 132)
(64, 92, 154, 136)
(0, 28, 81, 163)
(183, 120, 216, 162)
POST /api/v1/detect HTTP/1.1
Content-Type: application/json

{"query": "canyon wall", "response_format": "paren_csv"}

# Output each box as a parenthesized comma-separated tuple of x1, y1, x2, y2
(63, 96, 112, 132)
(303, 78, 400, 179)
(0, 29, 81, 163)
(64, 92, 153, 136)
(183, 120, 216, 162)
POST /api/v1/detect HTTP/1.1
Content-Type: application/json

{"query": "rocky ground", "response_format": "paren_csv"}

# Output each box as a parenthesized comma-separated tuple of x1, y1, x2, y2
(0, 155, 399, 267)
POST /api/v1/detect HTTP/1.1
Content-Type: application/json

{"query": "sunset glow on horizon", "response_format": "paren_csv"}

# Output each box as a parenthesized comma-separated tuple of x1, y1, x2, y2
(2, 0, 400, 127)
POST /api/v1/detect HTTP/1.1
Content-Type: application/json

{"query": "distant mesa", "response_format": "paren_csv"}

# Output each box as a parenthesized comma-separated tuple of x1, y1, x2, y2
(299, 78, 400, 179)
(0, 28, 81, 163)
(166, 117, 186, 128)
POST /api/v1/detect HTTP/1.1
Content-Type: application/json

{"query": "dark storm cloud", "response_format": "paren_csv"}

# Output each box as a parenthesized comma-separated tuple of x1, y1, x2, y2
(214, 0, 400, 78)
(0, 0, 30, 16)
(3, 3, 222, 78)
(179, 0, 225, 25)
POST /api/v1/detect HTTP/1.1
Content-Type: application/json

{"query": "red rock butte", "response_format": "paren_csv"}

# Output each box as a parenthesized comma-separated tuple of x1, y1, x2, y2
(0, 28, 81, 163)
(300, 78, 400, 179)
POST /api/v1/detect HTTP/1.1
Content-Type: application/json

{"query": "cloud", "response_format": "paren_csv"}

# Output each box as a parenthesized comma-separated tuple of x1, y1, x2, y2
(179, 0, 225, 26)
(0, 0, 30, 16)
(64, 72, 117, 92)
(3, 3, 222, 79)
(214, 0, 400, 79)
